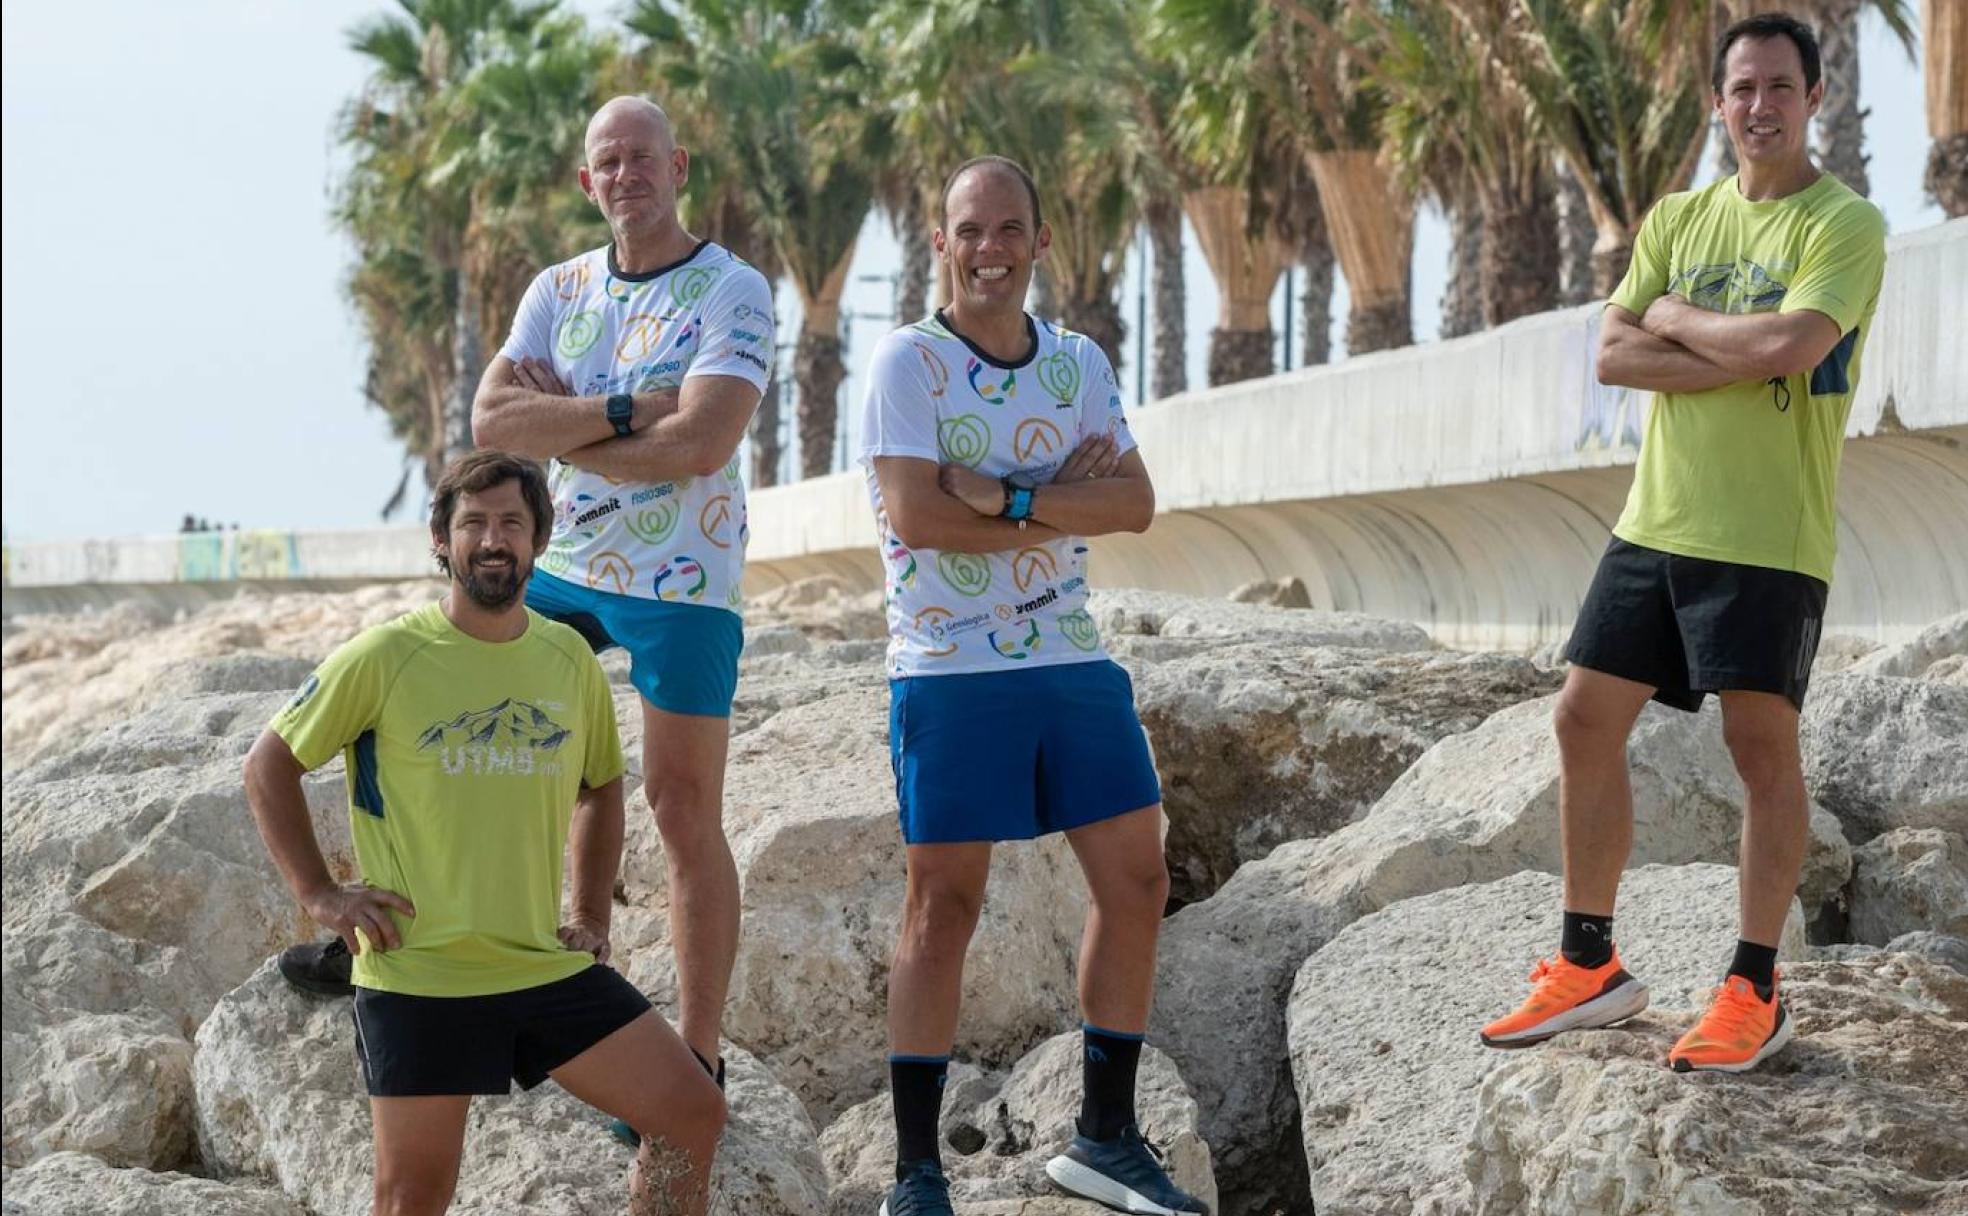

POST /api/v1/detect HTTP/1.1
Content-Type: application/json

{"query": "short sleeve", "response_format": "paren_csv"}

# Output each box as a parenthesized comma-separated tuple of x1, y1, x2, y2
(684, 264, 776, 390)
(1780, 201, 1886, 335)
(499, 269, 558, 365)
(270, 634, 393, 771)
(1608, 197, 1676, 316)
(578, 656, 625, 790)
(1075, 343, 1136, 457)
(858, 331, 943, 464)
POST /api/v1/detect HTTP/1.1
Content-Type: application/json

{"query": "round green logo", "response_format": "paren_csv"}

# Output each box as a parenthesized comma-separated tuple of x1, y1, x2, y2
(557, 311, 602, 358)
(937, 551, 992, 597)
(670, 266, 722, 307)
(624, 502, 680, 545)
(723, 454, 741, 483)
(938, 415, 991, 467)
(541, 544, 573, 576)
(1058, 609, 1100, 651)
(1037, 352, 1081, 401)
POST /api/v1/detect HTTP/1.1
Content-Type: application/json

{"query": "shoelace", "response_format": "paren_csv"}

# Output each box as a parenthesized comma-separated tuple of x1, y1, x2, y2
(1695, 982, 1764, 1040)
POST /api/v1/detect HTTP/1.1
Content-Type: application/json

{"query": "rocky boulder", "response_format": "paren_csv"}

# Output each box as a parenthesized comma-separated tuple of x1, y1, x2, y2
(1466, 953, 1968, 1215)
(1288, 865, 1807, 1215)
(1848, 612, 1968, 682)
(1152, 697, 1849, 1216)
(1848, 827, 1968, 944)
(820, 1031, 1215, 1214)
(1802, 672, 1968, 842)
(194, 960, 828, 1216)
(1087, 589, 1433, 651)
(1128, 646, 1561, 904)
(0, 1151, 306, 1216)
(1227, 577, 1314, 609)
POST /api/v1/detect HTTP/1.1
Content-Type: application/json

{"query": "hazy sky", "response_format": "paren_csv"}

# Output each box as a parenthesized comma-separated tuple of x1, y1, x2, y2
(1, 3, 1944, 543)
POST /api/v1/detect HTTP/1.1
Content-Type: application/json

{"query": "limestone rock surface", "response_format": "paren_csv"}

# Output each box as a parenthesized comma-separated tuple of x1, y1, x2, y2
(1802, 672, 1968, 841)
(1087, 589, 1433, 651)
(1227, 576, 1313, 608)
(1128, 645, 1560, 903)
(0, 1009, 193, 1169)
(820, 1031, 1215, 1215)
(0, 1151, 306, 1216)
(1466, 954, 1968, 1216)
(1288, 865, 1806, 1216)
(194, 960, 828, 1216)
(1152, 697, 1848, 1216)
(1849, 827, 1968, 944)
(1848, 611, 1968, 682)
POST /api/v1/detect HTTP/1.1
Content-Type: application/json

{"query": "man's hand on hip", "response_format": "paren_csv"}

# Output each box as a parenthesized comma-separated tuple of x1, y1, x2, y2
(303, 884, 415, 956)
(557, 915, 612, 965)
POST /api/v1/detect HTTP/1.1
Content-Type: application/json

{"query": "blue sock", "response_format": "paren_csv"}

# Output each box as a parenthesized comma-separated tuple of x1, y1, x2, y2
(1077, 1024, 1144, 1141)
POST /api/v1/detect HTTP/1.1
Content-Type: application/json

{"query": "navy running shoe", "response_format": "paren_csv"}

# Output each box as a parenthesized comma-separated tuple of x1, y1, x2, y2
(879, 1159, 953, 1215)
(1045, 1124, 1208, 1215)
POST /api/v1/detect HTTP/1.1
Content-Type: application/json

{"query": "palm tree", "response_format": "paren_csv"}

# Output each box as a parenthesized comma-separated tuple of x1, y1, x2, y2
(1802, 0, 1915, 196)
(631, 0, 882, 480)
(1924, 0, 1968, 215)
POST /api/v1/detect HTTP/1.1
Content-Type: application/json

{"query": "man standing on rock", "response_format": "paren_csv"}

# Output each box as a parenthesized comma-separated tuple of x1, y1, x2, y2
(243, 451, 724, 1214)
(470, 95, 774, 1097)
(858, 155, 1205, 1216)
(1481, 13, 1887, 1074)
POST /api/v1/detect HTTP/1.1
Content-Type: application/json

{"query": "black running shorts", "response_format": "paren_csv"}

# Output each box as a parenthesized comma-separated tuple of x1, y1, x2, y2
(1563, 537, 1828, 712)
(351, 964, 651, 1097)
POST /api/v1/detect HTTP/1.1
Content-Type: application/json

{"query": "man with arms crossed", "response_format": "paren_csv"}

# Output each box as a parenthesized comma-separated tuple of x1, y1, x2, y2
(1480, 13, 1886, 1073)
(861, 155, 1205, 1216)
(243, 452, 723, 1215)
(472, 95, 774, 1095)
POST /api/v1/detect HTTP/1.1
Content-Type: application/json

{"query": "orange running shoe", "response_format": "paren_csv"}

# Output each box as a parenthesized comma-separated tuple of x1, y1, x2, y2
(1668, 974, 1791, 1073)
(1479, 950, 1650, 1048)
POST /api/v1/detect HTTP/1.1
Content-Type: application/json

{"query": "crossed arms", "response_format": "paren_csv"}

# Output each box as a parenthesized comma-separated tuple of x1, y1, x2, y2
(472, 356, 761, 483)
(1596, 295, 1843, 393)
(874, 433, 1155, 553)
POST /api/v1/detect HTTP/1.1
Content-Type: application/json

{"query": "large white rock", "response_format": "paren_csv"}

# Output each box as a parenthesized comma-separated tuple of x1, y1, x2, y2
(1466, 953, 1968, 1216)
(1802, 672, 1968, 842)
(1087, 589, 1433, 651)
(1152, 697, 1849, 1216)
(1847, 611, 1968, 682)
(711, 688, 1087, 1120)
(0, 1009, 192, 1169)
(819, 1031, 1215, 1215)
(1288, 865, 1806, 1216)
(1128, 645, 1560, 903)
(1848, 827, 1968, 944)
(193, 960, 828, 1216)
(0, 1151, 306, 1215)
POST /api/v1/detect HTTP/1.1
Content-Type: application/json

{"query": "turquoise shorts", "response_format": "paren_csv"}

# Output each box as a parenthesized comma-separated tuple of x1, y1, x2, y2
(525, 570, 742, 717)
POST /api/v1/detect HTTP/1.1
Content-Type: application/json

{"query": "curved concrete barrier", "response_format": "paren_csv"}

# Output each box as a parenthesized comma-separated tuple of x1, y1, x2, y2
(8, 222, 1964, 648)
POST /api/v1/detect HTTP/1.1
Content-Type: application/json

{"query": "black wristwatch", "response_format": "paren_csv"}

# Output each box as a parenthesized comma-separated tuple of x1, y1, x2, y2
(605, 393, 635, 438)
(1000, 471, 1038, 522)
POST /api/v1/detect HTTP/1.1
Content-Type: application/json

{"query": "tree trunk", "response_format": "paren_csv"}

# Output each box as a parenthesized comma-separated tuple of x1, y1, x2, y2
(1813, 0, 1869, 195)
(794, 313, 844, 481)
(1306, 150, 1413, 354)
(1031, 265, 1061, 322)
(1555, 163, 1597, 306)
(896, 189, 932, 323)
(750, 373, 782, 488)
(1146, 197, 1188, 399)
(1480, 175, 1558, 326)
(1440, 202, 1484, 338)
(1590, 226, 1636, 300)
(1061, 290, 1126, 377)
(445, 273, 480, 472)
(1208, 327, 1275, 386)
(1298, 213, 1334, 366)
(1925, 0, 1968, 216)
(1710, 116, 1739, 182)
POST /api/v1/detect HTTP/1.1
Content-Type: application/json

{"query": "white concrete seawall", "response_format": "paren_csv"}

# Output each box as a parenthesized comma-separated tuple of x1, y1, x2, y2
(7, 221, 1965, 648)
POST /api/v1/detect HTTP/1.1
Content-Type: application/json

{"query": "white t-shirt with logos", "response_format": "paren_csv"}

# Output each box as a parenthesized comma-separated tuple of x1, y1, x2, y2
(500, 241, 774, 613)
(858, 311, 1136, 678)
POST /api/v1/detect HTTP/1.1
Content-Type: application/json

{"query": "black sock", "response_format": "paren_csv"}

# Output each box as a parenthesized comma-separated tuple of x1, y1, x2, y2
(1560, 911, 1615, 968)
(890, 1055, 948, 1172)
(1727, 940, 1779, 995)
(1076, 1024, 1144, 1142)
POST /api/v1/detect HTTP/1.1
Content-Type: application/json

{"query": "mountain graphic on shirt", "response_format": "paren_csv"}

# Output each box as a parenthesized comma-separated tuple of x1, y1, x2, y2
(416, 699, 573, 753)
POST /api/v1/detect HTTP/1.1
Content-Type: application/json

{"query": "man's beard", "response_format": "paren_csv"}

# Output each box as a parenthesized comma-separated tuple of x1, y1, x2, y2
(457, 552, 529, 610)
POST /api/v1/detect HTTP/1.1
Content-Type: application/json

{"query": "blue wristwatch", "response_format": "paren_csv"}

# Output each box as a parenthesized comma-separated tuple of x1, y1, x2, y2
(605, 393, 635, 438)
(1001, 472, 1037, 522)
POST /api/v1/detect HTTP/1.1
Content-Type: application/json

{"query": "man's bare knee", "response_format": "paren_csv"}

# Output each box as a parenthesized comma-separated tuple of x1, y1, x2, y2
(634, 1069, 726, 1145)
(646, 774, 721, 848)
(1091, 856, 1169, 921)
(900, 881, 984, 954)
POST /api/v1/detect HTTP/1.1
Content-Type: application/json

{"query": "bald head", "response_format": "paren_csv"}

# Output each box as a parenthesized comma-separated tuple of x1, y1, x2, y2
(585, 96, 674, 163)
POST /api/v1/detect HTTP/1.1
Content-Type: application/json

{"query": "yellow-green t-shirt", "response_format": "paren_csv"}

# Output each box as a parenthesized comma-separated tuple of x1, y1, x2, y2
(1608, 173, 1887, 583)
(271, 603, 625, 997)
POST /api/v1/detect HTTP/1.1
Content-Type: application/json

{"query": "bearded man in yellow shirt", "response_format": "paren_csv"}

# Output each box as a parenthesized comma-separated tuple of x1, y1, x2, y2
(1480, 12, 1887, 1074)
(242, 452, 723, 1215)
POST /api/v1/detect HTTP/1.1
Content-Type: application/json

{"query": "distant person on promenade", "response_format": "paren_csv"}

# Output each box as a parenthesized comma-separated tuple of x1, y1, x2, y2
(858, 155, 1204, 1216)
(1480, 13, 1887, 1073)
(242, 451, 722, 1215)
(471, 95, 771, 1104)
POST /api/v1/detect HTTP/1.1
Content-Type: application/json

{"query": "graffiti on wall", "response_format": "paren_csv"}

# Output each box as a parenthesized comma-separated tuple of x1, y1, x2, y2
(176, 531, 302, 582)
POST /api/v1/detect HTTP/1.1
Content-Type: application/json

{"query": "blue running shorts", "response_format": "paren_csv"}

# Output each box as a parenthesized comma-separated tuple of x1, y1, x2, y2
(888, 659, 1162, 845)
(526, 570, 742, 717)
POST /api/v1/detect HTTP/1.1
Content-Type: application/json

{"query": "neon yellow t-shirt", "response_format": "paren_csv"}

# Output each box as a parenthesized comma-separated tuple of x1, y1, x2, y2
(271, 603, 625, 997)
(1608, 173, 1887, 583)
